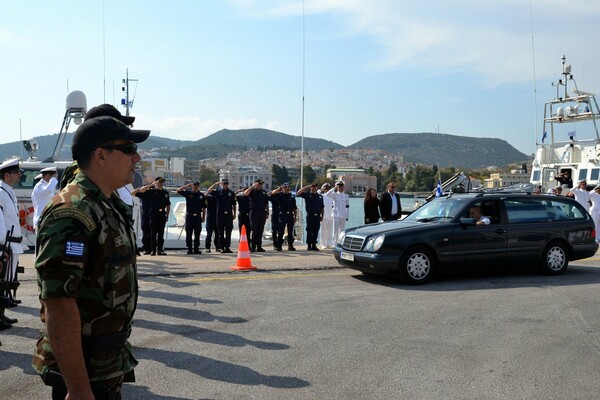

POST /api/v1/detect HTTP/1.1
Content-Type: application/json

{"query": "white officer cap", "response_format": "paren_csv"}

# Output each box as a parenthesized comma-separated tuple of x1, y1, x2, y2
(35, 173, 43, 180)
(40, 166, 58, 173)
(0, 158, 20, 173)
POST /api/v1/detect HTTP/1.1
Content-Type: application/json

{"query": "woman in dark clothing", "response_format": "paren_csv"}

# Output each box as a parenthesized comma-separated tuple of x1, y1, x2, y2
(363, 188, 381, 224)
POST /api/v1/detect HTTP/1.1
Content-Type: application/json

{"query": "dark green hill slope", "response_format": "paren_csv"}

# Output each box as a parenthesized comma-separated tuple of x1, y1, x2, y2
(349, 133, 529, 168)
(197, 128, 342, 151)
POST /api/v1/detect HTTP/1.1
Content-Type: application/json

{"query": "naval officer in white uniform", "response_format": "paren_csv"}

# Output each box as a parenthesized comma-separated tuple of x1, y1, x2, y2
(0, 158, 27, 306)
(31, 166, 58, 230)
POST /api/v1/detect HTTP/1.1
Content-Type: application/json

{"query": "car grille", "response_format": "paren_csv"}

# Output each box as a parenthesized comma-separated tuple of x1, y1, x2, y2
(343, 235, 365, 251)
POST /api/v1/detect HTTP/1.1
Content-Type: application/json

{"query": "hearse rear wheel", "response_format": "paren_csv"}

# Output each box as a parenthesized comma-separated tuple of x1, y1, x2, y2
(540, 241, 568, 275)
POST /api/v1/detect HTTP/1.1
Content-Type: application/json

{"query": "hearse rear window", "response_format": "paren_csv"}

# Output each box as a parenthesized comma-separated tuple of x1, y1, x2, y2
(505, 198, 585, 223)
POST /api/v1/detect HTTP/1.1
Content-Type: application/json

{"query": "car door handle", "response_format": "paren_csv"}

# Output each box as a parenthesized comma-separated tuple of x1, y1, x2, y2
(495, 228, 506, 234)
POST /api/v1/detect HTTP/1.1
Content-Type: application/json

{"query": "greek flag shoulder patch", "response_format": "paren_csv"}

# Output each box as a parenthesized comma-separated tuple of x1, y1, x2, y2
(65, 241, 85, 257)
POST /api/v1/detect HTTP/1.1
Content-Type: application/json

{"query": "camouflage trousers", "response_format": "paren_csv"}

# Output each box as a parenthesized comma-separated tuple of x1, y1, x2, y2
(50, 375, 124, 400)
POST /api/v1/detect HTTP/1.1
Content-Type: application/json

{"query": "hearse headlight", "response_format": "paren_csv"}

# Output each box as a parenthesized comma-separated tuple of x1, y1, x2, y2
(364, 235, 385, 252)
(337, 231, 346, 245)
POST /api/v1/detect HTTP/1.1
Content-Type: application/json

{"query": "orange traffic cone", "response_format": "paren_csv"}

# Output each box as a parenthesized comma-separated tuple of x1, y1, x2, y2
(231, 225, 257, 271)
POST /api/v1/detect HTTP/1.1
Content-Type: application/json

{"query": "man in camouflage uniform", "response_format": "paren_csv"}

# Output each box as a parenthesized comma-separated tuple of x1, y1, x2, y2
(33, 116, 149, 399)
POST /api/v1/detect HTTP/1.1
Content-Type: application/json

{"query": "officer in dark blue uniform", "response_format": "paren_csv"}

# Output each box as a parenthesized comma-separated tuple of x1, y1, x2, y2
(133, 177, 171, 255)
(207, 178, 236, 253)
(269, 182, 297, 251)
(177, 181, 206, 254)
(204, 192, 219, 252)
(236, 188, 251, 240)
(243, 179, 269, 252)
(296, 183, 324, 251)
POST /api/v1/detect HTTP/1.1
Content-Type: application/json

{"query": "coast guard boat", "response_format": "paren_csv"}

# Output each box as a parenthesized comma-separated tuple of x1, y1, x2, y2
(9, 91, 185, 248)
(530, 56, 600, 192)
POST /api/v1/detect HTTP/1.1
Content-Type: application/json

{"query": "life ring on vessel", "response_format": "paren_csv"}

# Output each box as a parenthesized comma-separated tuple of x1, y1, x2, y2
(19, 206, 35, 233)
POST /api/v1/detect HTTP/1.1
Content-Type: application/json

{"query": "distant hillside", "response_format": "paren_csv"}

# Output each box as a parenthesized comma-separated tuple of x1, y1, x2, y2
(349, 133, 530, 168)
(0, 132, 195, 162)
(196, 128, 343, 151)
(0, 129, 530, 169)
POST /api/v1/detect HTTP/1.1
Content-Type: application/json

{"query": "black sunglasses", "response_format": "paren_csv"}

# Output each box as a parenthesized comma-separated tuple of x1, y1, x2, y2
(101, 143, 138, 155)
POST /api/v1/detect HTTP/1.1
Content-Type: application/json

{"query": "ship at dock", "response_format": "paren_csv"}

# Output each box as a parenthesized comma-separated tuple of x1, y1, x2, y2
(530, 55, 600, 192)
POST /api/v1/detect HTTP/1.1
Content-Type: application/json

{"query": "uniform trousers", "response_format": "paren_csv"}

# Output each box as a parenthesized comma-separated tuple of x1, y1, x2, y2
(150, 212, 167, 252)
(238, 212, 251, 237)
(320, 218, 334, 248)
(249, 210, 266, 250)
(185, 213, 202, 250)
(205, 217, 219, 250)
(140, 213, 151, 252)
(592, 212, 600, 241)
(51, 375, 124, 400)
(278, 213, 295, 246)
(217, 214, 233, 250)
(306, 214, 321, 246)
(332, 217, 347, 246)
(270, 215, 280, 247)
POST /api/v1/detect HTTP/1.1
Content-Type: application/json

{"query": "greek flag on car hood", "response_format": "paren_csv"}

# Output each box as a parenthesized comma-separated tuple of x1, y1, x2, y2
(435, 179, 443, 198)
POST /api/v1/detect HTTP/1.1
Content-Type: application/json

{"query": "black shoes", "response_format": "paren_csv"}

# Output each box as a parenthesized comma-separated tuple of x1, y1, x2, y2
(158, 251, 167, 256)
(143, 250, 152, 255)
(187, 249, 193, 254)
(0, 321, 11, 331)
(3, 315, 17, 324)
(257, 247, 266, 252)
(194, 249, 202, 254)
(206, 248, 211, 253)
(151, 252, 156, 256)
(307, 244, 320, 251)
(288, 245, 296, 251)
(223, 248, 233, 253)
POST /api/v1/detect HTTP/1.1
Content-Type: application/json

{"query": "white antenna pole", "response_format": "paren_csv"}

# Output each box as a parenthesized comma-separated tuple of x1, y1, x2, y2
(102, 0, 106, 102)
(299, 0, 306, 188)
(530, 0, 539, 147)
(19, 118, 23, 160)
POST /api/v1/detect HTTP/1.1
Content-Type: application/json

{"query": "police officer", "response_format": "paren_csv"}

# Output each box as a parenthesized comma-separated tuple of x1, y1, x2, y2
(207, 178, 236, 253)
(0, 158, 26, 308)
(244, 179, 269, 252)
(31, 166, 58, 231)
(204, 191, 219, 252)
(236, 187, 251, 240)
(270, 182, 297, 251)
(33, 115, 148, 399)
(133, 177, 170, 255)
(177, 181, 206, 254)
(296, 183, 325, 251)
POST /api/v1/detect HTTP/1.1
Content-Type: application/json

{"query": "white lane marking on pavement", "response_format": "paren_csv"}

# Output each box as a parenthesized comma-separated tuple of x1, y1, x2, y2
(179, 271, 351, 283)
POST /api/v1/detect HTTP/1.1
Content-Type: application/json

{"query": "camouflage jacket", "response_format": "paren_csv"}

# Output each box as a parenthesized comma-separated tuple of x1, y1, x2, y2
(33, 171, 138, 382)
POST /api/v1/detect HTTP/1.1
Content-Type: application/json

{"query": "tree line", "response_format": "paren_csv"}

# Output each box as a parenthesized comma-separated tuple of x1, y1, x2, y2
(186, 162, 504, 193)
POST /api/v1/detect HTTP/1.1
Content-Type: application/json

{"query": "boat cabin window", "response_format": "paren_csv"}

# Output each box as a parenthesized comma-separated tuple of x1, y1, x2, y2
(531, 170, 540, 182)
(578, 169, 588, 182)
(591, 169, 600, 181)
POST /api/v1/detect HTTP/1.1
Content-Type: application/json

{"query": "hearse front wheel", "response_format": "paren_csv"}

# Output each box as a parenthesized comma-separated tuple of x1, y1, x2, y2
(399, 246, 435, 285)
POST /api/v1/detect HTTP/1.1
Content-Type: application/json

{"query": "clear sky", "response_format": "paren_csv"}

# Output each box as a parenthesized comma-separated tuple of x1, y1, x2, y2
(1, 0, 599, 156)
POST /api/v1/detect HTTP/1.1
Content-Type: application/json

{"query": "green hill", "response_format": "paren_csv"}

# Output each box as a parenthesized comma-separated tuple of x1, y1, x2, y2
(349, 133, 530, 168)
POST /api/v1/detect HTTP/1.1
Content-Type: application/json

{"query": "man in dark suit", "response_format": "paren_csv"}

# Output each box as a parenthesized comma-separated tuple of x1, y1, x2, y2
(380, 182, 401, 221)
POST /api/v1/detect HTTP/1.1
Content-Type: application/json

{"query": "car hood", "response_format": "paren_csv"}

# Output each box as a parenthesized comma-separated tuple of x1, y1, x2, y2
(346, 220, 426, 236)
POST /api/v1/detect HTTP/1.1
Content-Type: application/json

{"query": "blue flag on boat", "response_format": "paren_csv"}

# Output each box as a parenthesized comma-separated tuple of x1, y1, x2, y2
(541, 131, 547, 143)
(435, 179, 443, 198)
(568, 130, 576, 138)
